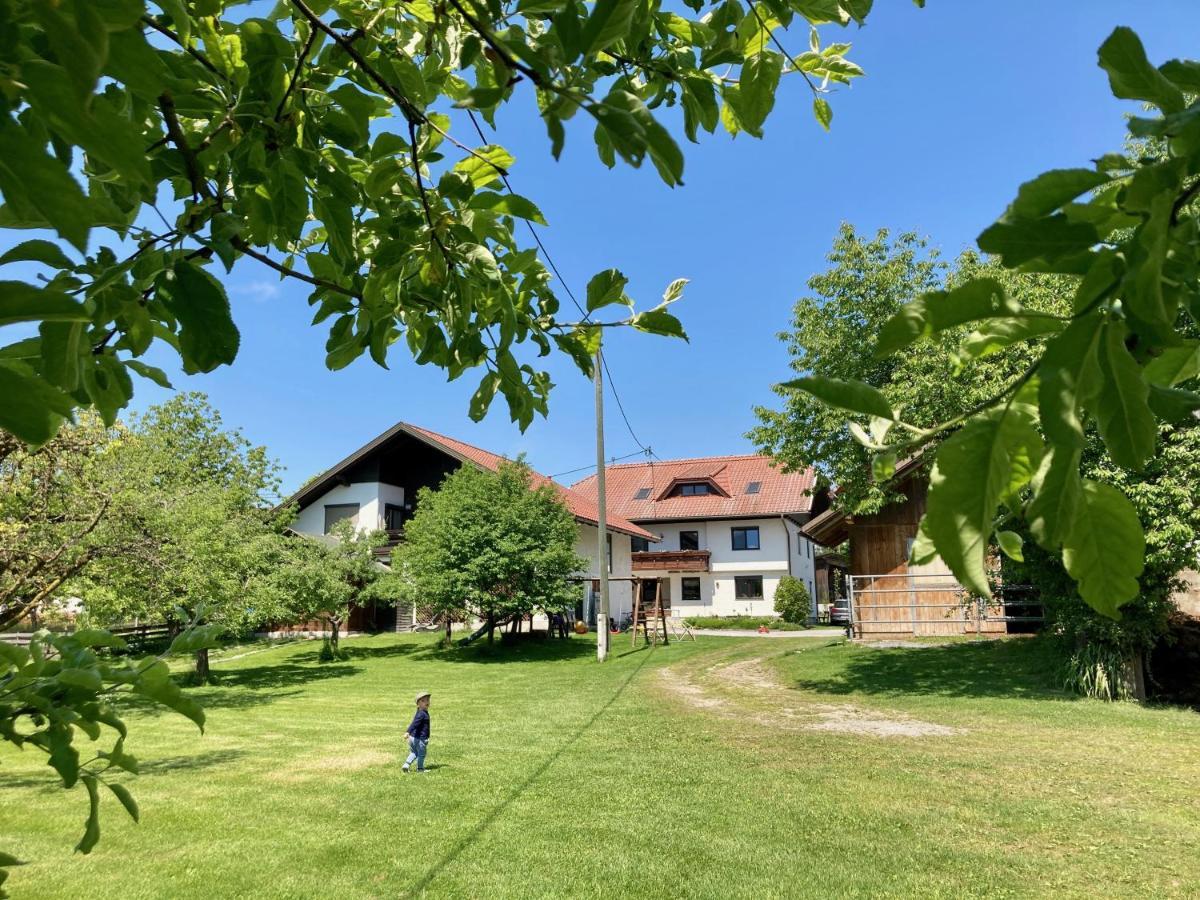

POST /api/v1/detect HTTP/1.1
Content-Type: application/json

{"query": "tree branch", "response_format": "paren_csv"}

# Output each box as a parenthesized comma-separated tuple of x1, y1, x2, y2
(749, 4, 818, 95)
(275, 27, 319, 122)
(229, 236, 359, 298)
(407, 118, 455, 270)
(141, 15, 225, 81)
(287, 0, 509, 178)
(444, 0, 544, 86)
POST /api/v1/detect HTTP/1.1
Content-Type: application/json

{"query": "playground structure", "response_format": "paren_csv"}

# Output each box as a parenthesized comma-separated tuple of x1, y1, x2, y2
(630, 577, 695, 646)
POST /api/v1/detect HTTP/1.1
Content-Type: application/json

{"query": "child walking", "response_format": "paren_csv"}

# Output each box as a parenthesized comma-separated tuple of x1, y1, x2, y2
(403, 691, 431, 773)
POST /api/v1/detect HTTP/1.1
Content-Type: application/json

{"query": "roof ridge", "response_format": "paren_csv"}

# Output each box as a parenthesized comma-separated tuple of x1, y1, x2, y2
(404, 423, 514, 465)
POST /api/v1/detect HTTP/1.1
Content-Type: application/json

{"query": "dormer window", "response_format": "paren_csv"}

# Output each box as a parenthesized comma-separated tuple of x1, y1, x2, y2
(678, 483, 711, 496)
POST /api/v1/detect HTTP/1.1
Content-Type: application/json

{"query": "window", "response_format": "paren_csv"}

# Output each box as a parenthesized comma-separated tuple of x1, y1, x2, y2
(678, 482, 711, 496)
(745, 481, 761, 494)
(734, 576, 763, 599)
(323, 503, 359, 534)
(383, 503, 405, 531)
(679, 530, 699, 551)
(806, 540, 811, 558)
(681, 577, 701, 603)
(633, 487, 651, 500)
(731, 526, 760, 551)
(631, 536, 651, 553)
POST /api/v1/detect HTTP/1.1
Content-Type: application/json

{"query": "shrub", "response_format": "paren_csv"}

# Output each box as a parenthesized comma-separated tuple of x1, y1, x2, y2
(774, 576, 812, 624)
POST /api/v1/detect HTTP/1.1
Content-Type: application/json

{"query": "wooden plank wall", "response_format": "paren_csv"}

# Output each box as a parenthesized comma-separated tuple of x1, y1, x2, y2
(849, 473, 1006, 638)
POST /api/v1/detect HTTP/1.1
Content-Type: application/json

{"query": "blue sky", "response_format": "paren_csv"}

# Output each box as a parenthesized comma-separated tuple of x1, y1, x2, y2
(7, 2, 1200, 494)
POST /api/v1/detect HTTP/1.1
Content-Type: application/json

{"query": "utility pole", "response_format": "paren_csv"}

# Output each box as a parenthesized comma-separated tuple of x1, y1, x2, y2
(595, 347, 610, 662)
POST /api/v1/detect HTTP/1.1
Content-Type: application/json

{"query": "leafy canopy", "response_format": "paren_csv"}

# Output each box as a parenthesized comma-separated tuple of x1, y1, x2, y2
(396, 459, 586, 626)
(781, 28, 1200, 620)
(0, 0, 895, 446)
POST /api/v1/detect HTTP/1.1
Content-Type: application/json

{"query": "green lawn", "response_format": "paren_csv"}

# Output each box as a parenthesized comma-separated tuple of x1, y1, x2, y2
(2, 633, 1199, 898)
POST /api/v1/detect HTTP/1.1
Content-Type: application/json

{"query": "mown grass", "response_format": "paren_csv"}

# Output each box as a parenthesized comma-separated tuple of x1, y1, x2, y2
(2, 633, 1198, 898)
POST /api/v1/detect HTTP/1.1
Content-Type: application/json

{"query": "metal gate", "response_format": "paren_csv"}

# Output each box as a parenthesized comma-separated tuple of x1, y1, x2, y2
(847, 573, 1043, 638)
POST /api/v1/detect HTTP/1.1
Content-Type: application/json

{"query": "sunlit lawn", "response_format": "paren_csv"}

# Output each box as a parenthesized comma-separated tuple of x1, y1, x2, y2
(2, 632, 1198, 898)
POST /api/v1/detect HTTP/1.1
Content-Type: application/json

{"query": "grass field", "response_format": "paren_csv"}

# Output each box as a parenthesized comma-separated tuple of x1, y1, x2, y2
(2, 633, 1199, 898)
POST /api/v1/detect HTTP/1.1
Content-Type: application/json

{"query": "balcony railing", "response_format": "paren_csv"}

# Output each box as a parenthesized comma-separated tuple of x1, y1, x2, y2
(632, 550, 710, 572)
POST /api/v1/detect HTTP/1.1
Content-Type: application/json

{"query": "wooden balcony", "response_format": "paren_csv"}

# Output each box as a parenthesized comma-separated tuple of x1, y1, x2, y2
(632, 550, 710, 572)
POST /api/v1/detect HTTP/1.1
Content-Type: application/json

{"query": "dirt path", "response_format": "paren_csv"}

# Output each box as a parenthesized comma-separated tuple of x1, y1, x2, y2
(657, 648, 961, 739)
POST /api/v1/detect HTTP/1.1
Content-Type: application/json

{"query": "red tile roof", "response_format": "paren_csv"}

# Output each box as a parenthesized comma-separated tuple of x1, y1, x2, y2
(404, 425, 655, 540)
(572, 454, 817, 523)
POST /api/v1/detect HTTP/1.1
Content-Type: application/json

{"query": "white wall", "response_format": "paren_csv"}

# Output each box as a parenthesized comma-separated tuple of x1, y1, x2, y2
(636, 517, 818, 618)
(575, 523, 634, 622)
(291, 482, 404, 536)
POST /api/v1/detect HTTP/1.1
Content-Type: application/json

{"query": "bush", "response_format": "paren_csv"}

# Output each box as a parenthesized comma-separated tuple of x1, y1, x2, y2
(774, 576, 812, 624)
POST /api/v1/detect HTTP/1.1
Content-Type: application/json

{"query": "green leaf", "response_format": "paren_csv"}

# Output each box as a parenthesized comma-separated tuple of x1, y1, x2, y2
(162, 262, 240, 374)
(82, 355, 134, 426)
(662, 277, 688, 302)
(585, 269, 630, 312)
(58, 667, 103, 691)
(959, 317, 1064, 361)
(875, 278, 1017, 357)
(924, 399, 1043, 597)
(1148, 384, 1200, 422)
(1097, 27, 1185, 114)
(1007, 169, 1110, 220)
(125, 360, 173, 389)
(0, 240, 76, 270)
(781, 376, 894, 420)
(0, 282, 90, 327)
(580, 0, 640, 55)
(452, 145, 514, 190)
(1161, 59, 1200, 94)
(468, 191, 548, 225)
(71, 629, 128, 650)
(75, 775, 101, 854)
(47, 725, 80, 788)
(996, 530, 1024, 562)
(630, 306, 688, 340)
(1027, 446, 1082, 551)
(0, 362, 75, 446)
(731, 52, 783, 136)
(106, 782, 140, 824)
(1092, 320, 1156, 469)
(1037, 314, 1104, 449)
(39, 321, 85, 391)
(1062, 480, 1144, 619)
(1143, 341, 1200, 387)
(812, 96, 832, 131)
(469, 370, 501, 422)
(976, 215, 1100, 267)
(0, 120, 93, 252)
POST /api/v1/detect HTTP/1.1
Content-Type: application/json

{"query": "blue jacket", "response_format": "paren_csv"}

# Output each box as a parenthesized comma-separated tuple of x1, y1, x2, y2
(407, 708, 430, 741)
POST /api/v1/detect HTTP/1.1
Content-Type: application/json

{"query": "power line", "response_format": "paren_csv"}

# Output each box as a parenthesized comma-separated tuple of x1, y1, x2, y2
(550, 449, 646, 480)
(599, 352, 650, 455)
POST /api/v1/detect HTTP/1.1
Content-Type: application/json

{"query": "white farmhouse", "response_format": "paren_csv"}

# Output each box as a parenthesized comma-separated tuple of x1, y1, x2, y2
(572, 455, 827, 621)
(283, 422, 654, 630)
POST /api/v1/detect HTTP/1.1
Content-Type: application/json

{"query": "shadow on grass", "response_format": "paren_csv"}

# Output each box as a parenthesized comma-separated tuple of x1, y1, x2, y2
(789, 638, 1072, 701)
(0, 749, 247, 791)
(410, 642, 657, 894)
(412, 633, 599, 665)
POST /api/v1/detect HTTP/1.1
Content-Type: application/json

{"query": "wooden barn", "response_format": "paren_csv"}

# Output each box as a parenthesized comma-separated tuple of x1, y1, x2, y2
(801, 459, 1012, 639)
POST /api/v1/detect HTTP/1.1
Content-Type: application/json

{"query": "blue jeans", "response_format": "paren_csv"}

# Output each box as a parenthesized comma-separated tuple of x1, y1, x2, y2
(405, 738, 428, 771)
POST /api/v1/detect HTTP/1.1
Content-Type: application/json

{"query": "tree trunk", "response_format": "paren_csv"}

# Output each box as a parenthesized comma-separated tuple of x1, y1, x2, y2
(444, 615, 452, 643)
(487, 612, 495, 644)
(195, 647, 210, 684)
(329, 616, 341, 653)
(1123, 652, 1147, 701)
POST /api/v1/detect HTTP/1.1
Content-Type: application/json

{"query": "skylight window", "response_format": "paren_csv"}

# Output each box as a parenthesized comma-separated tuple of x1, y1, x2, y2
(745, 481, 762, 494)
(634, 487, 651, 500)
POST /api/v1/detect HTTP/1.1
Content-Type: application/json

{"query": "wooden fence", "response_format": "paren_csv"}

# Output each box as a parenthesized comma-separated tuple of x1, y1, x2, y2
(0, 623, 171, 649)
